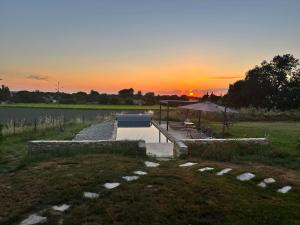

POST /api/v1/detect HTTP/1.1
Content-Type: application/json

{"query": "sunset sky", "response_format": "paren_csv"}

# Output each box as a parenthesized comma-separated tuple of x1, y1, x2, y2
(1, 0, 300, 96)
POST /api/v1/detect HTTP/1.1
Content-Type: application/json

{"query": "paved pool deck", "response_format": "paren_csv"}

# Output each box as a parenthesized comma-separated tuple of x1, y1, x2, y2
(73, 121, 115, 141)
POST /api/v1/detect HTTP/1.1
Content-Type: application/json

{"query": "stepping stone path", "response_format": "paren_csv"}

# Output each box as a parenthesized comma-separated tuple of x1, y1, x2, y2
(236, 173, 256, 181)
(18, 161, 294, 225)
(145, 161, 160, 168)
(52, 204, 70, 212)
(20, 214, 47, 225)
(83, 192, 99, 199)
(103, 182, 120, 189)
(134, 171, 148, 175)
(216, 168, 232, 176)
(198, 167, 214, 172)
(179, 162, 198, 167)
(277, 186, 292, 194)
(122, 176, 139, 182)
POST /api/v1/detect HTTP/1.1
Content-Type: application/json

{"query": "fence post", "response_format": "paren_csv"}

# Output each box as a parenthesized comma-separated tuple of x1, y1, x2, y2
(34, 118, 37, 133)
(13, 120, 16, 136)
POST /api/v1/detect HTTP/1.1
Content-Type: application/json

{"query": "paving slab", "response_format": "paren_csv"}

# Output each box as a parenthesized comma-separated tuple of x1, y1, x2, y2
(133, 171, 148, 175)
(236, 173, 256, 181)
(264, 178, 276, 184)
(52, 204, 70, 212)
(83, 192, 99, 199)
(278, 186, 292, 193)
(103, 183, 120, 189)
(20, 214, 47, 225)
(216, 168, 232, 176)
(198, 167, 214, 172)
(122, 176, 139, 181)
(74, 121, 114, 140)
(179, 162, 198, 167)
(145, 161, 160, 167)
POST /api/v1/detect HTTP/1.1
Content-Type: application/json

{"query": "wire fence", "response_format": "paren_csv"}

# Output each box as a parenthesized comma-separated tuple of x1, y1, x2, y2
(0, 113, 114, 137)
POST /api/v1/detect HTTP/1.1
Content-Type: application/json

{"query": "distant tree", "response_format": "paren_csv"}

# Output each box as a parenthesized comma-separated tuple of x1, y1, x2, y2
(209, 92, 221, 103)
(226, 54, 300, 109)
(118, 88, 134, 98)
(144, 92, 156, 105)
(201, 92, 209, 102)
(13, 90, 44, 103)
(136, 90, 143, 98)
(73, 92, 88, 103)
(88, 90, 99, 102)
(0, 85, 11, 101)
(109, 96, 120, 104)
(98, 93, 109, 104)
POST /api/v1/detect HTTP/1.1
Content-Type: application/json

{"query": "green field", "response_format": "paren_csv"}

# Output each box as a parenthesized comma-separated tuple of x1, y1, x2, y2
(0, 103, 159, 110)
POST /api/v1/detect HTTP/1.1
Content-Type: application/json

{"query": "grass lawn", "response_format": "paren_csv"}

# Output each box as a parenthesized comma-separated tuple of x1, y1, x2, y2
(185, 121, 300, 169)
(0, 103, 159, 110)
(1, 120, 300, 224)
(1, 154, 300, 225)
(208, 121, 300, 154)
(0, 123, 90, 174)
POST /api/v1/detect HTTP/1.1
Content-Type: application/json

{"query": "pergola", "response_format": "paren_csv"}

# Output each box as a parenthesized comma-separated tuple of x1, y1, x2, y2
(159, 100, 198, 131)
(179, 101, 238, 136)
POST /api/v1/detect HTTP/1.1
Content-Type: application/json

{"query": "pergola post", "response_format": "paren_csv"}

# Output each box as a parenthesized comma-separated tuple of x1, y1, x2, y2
(166, 102, 169, 131)
(198, 110, 202, 129)
(159, 103, 162, 125)
(222, 107, 227, 137)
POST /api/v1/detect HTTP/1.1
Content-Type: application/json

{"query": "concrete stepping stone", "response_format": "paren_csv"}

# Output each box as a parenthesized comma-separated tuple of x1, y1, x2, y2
(103, 182, 120, 189)
(133, 171, 148, 175)
(277, 186, 292, 194)
(122, 176, 139, 182)
(179, 162, 198, 167)
(145, 161, 160, 168)
(20, 214, 47, 225)
(52, 204, 70, 212)
(198, 167, 214, 172)
(83, 192, 99, 199)
(258, 182, 267, 188)
(236, 173, 256, 181)
(264, 178, 276, 184)
(216, 168, 232, 176)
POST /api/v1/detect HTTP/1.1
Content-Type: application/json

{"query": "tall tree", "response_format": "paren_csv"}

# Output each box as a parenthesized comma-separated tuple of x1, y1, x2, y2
(226, 54, 300, 109)
(0, 85, 11, 101)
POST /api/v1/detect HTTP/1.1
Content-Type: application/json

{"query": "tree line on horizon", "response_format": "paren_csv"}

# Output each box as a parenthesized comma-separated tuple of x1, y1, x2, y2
(0, 54, 299, 110)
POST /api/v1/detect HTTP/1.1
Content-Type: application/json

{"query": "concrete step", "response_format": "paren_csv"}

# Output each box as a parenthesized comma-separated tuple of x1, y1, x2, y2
(146, 143, 174, 158)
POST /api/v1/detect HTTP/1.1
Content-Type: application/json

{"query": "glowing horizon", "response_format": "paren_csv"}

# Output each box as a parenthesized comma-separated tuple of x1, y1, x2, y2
(1, 0, 300, 96)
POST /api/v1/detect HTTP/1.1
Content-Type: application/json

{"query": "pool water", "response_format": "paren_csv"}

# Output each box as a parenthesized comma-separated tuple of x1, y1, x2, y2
(116, 124, 169, 143)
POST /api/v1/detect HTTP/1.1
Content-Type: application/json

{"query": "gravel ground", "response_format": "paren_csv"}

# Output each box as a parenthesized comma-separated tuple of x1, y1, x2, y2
(73, 121, 115, 140)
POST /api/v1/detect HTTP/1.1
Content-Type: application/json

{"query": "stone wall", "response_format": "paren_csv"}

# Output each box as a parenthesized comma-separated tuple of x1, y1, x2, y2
(182, 138, 269, 145)
(28, 140, 146, 157)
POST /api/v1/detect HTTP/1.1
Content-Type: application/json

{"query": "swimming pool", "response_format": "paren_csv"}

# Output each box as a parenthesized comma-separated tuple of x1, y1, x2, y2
(116, 124, 169, 143)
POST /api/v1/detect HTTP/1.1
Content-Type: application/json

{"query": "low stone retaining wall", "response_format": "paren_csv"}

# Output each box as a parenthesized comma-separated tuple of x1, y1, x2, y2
(182, 138, 269, 145)
(28, 140, 146, 157)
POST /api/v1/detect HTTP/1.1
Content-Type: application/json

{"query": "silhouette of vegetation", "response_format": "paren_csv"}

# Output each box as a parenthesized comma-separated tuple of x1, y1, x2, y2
(225, 54, 300, 110)
(0, 54, 299, 109)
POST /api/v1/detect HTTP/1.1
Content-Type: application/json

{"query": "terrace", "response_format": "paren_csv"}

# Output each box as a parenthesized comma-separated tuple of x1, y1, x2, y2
(28, 101, 267, 160)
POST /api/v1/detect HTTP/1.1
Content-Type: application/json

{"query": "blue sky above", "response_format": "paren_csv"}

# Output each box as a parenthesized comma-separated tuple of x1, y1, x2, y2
(0, 0, 300, 94)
